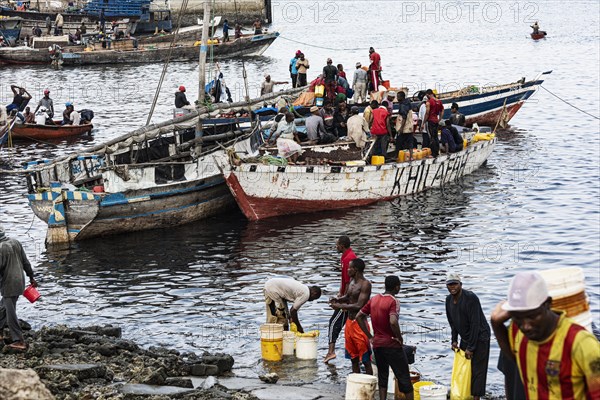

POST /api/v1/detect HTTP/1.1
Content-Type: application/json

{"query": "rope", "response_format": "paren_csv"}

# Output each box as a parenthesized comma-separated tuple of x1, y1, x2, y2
(540, 85, 599, 120)
(277, 35, 407, 52)
(145, 0, 190, 126)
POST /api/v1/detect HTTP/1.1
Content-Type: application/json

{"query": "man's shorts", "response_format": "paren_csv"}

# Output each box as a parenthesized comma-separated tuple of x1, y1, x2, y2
(344, 318, 371, 363)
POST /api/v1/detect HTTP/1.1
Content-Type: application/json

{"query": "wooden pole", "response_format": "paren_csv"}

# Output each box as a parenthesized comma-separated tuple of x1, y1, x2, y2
(195, 1, 211, 154)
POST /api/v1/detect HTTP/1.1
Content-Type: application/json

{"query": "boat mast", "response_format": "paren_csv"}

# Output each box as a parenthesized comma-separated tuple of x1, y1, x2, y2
(195, 0, 210, 150)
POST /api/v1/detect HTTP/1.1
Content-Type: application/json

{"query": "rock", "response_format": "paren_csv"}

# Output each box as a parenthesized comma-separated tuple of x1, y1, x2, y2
(0, 368, 55, 400)
(202, 354, 235, 373)
(139, 367, 167, 385)
(202, 376, 217, 389)
(96, 345, 118, 357)
(205, 365, 219, 376)
(36, 364, 108, 381)
(258, 373, 279, 384)
(164, 377, 194, 388)
(95, 326, 122, 339)
(190, 364, 206, 376)
(18, 319, 32, 331)
(119, 383, 197, 396)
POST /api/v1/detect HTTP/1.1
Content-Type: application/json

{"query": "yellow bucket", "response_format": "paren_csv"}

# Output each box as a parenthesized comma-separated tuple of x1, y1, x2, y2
(261, 338, 283, 361)
(397, 150, 405, 163)
(371, 155, 385, 165)
(413, 381, 435, 400)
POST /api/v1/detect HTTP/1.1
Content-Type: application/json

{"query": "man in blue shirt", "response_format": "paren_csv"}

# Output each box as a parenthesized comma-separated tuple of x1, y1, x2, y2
(289, 50, 301, 88)
(222, 19, 230, 42)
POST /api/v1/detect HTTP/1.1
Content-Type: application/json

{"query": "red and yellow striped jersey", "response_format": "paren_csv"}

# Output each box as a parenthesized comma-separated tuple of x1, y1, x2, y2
(509, 312, 600, 400)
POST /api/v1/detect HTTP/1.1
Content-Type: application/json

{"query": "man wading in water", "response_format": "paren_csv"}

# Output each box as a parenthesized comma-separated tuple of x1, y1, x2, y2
(330, 259, 373, 374)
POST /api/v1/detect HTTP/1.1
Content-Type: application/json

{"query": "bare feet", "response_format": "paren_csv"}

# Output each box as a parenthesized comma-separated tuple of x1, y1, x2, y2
(323, 352, 337, 363)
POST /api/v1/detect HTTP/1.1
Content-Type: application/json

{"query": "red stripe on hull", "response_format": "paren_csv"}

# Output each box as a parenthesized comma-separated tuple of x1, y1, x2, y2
(225, 173, 388, 221)
(467, 102, 524, 126)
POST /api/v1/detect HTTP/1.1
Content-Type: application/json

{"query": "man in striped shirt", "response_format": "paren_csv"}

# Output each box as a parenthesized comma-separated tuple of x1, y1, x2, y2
(491, 271, 600, 400)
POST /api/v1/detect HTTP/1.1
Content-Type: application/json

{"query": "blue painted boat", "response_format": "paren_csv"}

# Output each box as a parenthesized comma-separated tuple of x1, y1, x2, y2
(0, 17, 22, 46)
(23, 87, 305, 246)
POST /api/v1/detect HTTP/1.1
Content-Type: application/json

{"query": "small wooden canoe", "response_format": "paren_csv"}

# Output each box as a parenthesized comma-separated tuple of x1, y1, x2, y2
(11, 123, 93, 140)
(531, 32, 547, 40)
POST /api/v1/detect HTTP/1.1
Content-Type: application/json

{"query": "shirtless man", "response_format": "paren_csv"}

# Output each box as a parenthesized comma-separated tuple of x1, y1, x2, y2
(330, 258, 373, 374)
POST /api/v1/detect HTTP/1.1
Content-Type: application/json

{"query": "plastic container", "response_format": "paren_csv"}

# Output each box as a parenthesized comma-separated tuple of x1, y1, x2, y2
(295, 331, 319, 359)
(23, 285, 40, 303)
(463, 138, 468, 149)
(393, 370, 421, 399)
(282, 331, 296, 356)
(419, 384, 447, 400)
(315, 97, 324, 107)
(422, 148, 431, 157)
(371, 155, 385, 166)
(260, 324, 283, 361)
(315, 85, 325, 97)
(397, 150, 405, 163)
(345, 373, 378, 400)
(413, 381, 435, 400)
(382, 80, 391, 90)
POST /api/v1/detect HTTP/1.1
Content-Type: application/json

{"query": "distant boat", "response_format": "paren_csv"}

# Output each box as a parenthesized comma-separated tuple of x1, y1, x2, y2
(531, 31, 547, 40)
(10, 122, 93, 140)
(0, 32, 280, 65)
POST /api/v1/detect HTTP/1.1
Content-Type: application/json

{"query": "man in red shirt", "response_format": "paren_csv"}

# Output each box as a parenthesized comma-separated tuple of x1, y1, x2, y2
(357, 276, 413, 400)
(370, 101, 391, 157)
(368, 47, 382, 91)
(423, 88, 444, 157)
(324, 235, 356, 363)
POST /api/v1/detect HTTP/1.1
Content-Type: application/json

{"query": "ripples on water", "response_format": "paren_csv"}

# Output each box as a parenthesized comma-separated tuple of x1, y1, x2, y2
(1, 0, 599, 394)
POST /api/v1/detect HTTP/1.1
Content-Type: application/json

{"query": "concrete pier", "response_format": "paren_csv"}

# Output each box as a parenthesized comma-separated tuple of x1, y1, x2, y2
(170, 0, 267, 25)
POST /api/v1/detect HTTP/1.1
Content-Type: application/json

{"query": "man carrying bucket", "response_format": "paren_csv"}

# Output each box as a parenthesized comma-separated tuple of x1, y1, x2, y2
(0, 224, 38, 351)
(263, 278, 321, 334)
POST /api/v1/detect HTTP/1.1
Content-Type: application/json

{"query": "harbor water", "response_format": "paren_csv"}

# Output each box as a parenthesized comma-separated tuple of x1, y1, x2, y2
(0, 0, 599, 395)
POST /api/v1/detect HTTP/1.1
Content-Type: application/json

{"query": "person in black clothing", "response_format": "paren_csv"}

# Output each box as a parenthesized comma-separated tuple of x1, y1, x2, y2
(175, 86, 191, 108)
(394, 91, 416, 158)
(443, 119, 464, 152)
(449, 103, 466, 126)
(322, 58, 338, 102)
(6, 85, 31, 113)
(333, 101, 349, 138)
(445, 273, 490, 400)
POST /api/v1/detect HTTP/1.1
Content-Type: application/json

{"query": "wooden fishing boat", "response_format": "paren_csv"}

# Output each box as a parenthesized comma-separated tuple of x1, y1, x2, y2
(215, 133, 497, 221)
(530, 31, 547, 40)
(10, 122, 93, 140)
(0, 16, 22, 45)
(22, 88, 304, 246)
(0, 31, 279, 65)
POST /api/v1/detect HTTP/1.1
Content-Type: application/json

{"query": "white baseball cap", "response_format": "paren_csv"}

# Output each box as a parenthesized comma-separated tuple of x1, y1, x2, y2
(502, 271, 549, 312)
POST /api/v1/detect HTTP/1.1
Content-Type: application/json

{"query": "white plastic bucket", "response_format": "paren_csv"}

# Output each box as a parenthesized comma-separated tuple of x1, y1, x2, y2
(538, 267, 585, 298)
(260, 323, 283, 340)
(419, 384, 447, 400)
(296, 336, 318, 359)
(345, 373, 378, 400)
(282, 331, 296, 356)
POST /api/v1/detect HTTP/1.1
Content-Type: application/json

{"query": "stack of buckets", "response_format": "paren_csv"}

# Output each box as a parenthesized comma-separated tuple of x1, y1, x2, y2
(260, 324, 319, 361)
(538, 267, 593, 331)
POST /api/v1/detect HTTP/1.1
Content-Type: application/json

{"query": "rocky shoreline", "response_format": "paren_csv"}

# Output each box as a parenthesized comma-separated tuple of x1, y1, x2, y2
(0, 324, 257, 400)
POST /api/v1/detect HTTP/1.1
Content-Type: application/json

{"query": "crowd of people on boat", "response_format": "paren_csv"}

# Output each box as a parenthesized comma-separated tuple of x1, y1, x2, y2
(263, 235, 600, 400)
(1, 86, 92, 127)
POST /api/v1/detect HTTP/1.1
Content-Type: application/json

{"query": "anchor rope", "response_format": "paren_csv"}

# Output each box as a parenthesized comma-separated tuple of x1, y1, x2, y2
(540, 85, 599, 120)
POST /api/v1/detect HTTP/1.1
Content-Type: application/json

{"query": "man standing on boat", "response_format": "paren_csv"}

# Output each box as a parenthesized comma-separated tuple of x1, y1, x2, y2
(322, 58, 338, 102)
(445, 273, 491, 400)
(330, 259, 373, 375)
(35, 90, 54, 119)
(352, 63, 368, 104)
(260, 75, 288, 96)
(289, 50, 301, 88)
(368, 47, 382, 92)
(0, 224, 38, 352)
(423, 89, 443, 157)
(357, 276, 413, 400)
(449, 103, 466, 126)
(491, 271, 600, 399)
(222, 19, 230, 42)
(347, 106, 370, 148)
(531, 21, 540, 34)
(324, 236, 357, 363)
(296, 53, 310, 87)
(54, 13, 64, 36)
(263, 278, 321, 334)
(370, 102, 391, 157)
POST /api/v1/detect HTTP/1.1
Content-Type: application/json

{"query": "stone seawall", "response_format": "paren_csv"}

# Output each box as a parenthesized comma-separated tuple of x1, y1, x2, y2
(170, 0, 266, 25)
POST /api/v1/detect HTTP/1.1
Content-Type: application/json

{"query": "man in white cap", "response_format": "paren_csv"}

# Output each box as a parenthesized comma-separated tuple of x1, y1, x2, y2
(0, 224, 38, 351)
(491, 271, 600, 400)
(352, 63, 368, 104)
(445, 272, 490, 400)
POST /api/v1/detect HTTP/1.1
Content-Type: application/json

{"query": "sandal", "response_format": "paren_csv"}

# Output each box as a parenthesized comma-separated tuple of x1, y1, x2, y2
(6, 342, 27, 351)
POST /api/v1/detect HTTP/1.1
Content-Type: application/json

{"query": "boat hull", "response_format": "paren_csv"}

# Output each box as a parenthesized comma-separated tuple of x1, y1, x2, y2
(0, 33, 278, 65)
(531, 32, 547, 40)
(218, 139, 496, 220)
(11, 123, 93, 140)
(29, 175, 235, 243)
